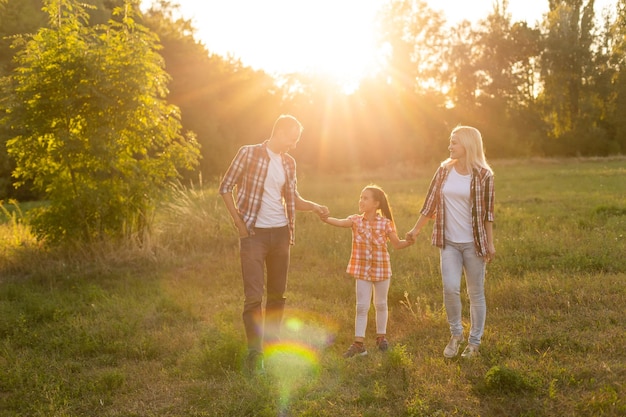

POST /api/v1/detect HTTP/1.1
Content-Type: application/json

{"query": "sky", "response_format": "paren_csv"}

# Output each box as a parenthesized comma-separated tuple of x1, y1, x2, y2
(141, 0, 616, 85)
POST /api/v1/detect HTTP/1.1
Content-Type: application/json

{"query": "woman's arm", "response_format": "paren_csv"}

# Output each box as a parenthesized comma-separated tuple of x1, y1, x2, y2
(484, 220, 496, 262)
(405, 214, 430, 242)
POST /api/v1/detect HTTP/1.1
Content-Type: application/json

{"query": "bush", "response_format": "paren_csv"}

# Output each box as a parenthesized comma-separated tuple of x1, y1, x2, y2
(483, 365, 535, 394)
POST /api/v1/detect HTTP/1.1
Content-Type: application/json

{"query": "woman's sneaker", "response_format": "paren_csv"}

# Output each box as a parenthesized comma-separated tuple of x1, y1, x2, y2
(461, 343, 480, 358)
(443, 335, 463, 358)
(376, 336, 389, 352)
(343, 342, 367, 358)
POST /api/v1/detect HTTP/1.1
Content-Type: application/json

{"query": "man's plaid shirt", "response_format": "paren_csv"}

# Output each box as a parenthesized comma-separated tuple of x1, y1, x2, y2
(219, 141, 299, 244)
(420, 163, 495, 257)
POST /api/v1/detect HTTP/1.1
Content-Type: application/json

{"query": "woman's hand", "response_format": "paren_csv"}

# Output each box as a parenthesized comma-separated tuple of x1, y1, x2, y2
(405, 227, 420, 243)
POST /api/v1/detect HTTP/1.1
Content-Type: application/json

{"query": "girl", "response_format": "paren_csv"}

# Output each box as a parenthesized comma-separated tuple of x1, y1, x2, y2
(323, 185, 413, 358)
(406, 126, 495, 359)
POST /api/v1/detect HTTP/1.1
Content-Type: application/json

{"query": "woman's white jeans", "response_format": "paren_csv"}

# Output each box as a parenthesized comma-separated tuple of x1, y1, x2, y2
(440, 241, 486, 345)
(354, 278, 390, 338)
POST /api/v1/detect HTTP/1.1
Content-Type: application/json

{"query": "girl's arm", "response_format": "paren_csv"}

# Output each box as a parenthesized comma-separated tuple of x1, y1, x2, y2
(323, 217, 353, 228)
(388, 230, 413, 250)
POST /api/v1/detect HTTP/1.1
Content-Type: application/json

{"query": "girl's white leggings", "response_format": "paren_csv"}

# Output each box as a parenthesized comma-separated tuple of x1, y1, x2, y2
(354, 278, 391, 338)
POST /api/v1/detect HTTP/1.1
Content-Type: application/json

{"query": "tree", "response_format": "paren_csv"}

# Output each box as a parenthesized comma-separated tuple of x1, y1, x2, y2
(470, 1, 546, 156)
(0, 0, 199, 244)
(606, 0, 626, 152)
(540, 0, 596, 148)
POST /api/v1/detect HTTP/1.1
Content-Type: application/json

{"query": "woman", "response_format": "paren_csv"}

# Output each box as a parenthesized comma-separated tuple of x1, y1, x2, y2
(406, 126, 495, 358)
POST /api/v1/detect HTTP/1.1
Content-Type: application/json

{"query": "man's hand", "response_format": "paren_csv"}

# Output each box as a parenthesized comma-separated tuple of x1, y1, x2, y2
(314, 204, 330, 219)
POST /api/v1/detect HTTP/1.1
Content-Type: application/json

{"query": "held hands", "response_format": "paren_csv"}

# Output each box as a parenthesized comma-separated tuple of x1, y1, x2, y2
(314, 204, 330, 220)
(405, 228, 420, 243)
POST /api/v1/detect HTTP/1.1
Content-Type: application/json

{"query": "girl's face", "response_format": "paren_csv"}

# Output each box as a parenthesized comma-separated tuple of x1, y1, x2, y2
(358, 189, 379, 214)
(448, 134, 466, 160)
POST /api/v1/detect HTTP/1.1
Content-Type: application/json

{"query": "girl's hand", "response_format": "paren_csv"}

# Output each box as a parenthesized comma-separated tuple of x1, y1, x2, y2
(314, 204, 330, 219)
(405, 228, 420, 242)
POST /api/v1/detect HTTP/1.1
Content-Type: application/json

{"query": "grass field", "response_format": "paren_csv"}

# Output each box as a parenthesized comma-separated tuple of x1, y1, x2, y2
(0, 157, 624, 416)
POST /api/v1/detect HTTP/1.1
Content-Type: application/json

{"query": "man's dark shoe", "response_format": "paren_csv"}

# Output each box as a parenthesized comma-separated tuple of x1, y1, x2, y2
(245, 350, 265, 376)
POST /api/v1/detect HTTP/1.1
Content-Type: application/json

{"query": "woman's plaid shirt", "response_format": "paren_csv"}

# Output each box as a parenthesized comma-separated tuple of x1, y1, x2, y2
(420, 164, 495, 257)
(219, 141, 299, 244)
(346, 214, 395, 281)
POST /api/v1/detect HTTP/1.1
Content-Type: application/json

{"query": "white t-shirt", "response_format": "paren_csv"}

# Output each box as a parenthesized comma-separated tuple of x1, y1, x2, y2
(442, 166, 473, 243)
(255, 148, 289, 228)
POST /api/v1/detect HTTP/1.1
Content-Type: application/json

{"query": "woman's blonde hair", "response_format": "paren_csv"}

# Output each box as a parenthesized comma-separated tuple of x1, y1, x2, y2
(443, 126, 493, 174)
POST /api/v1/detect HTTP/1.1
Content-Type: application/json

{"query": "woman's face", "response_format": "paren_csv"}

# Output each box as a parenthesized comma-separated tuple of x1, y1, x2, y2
(448, 134, 466, 160)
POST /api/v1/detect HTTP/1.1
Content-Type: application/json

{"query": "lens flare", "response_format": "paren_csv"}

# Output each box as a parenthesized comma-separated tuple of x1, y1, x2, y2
(262, 309, 338, 415)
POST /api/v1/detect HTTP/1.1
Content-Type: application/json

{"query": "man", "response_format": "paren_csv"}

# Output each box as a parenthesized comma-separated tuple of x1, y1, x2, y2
(219, 114, 329, 375)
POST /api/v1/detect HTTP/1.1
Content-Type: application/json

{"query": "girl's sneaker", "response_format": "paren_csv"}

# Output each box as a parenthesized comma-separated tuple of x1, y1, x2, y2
(376, 336, 389, 352)
(343, 342, 367, 358)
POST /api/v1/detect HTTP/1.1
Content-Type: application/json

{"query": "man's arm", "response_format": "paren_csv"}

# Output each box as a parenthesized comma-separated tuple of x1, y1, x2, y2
(294, 195, 329, 218)
(220, 192, 249, 238)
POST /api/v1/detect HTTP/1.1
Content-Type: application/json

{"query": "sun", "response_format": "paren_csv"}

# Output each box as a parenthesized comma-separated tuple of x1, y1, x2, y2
(172, 0, 385, 94)
(281, 1, 384, 92)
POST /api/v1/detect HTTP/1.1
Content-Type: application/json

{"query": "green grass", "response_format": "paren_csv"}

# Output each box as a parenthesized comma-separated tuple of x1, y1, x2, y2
(0, 157, 624, 416)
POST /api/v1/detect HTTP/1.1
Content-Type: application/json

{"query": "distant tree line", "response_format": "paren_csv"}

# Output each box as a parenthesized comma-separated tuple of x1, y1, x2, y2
(1, 0, 625, 202)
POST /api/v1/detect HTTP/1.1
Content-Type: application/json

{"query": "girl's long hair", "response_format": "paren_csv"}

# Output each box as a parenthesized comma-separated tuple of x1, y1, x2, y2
(443, 125, 493, 174)
(364, 185, 395, 224)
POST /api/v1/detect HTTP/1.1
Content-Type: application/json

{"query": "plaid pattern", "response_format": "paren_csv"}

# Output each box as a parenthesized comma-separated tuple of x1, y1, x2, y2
(420, 164, 495, 257)
(346, 214, 395, 281)
(219, 141, 299, 244)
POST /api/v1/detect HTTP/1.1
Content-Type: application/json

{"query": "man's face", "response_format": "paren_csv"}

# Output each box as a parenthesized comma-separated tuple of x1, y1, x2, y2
(279, 126, 301, 152)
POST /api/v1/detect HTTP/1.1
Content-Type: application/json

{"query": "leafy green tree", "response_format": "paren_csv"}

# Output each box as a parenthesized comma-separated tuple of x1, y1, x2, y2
(540, 0, 596, 149)
(0, 0, 134, 200)
(474, 2, 543, 107)
(364, 0, 449, 167)
(377, 0, 447, 96)
(0, 0, 199, 244)
(444, 20, 480, 110)
(470, 1, 545, 156)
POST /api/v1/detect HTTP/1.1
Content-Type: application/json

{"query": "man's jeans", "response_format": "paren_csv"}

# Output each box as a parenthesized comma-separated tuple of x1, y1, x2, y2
(239, 226, 290, 353)
(440, 241, 486, 345)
